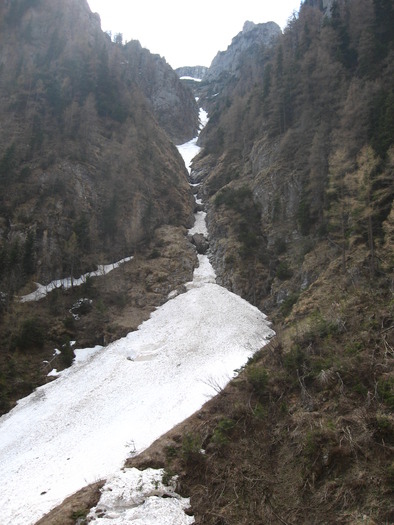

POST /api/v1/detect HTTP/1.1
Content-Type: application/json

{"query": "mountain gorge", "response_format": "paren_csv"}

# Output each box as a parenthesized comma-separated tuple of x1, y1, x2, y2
(0, 0, 393, 523)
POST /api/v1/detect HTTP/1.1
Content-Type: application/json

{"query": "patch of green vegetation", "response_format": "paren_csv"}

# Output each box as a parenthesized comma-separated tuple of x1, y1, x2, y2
(181, 432, 203, 464)
(149, 249, 161, 259)
(297, 197, 312, 235)
(276, 261, 293, 281)
(225, 254, 236, 266)
(300, 311, 341, 344)
(274, 237, 287, 255)
(161, 468, 175, 486)
(61, 339, 74, 368)
(212, 418, 236, 447)
(377, 377, 394, 409)
(304, 427, 336, 460)
(71, 509, 88, 523)
(246, 364, 269, 397)
(13, 318, 46, 351)
(283, 345, 309, 373)
(62, 316, 75, 331)
(351, 382, 368, 397)
(253, 402, 268, 420)
(213, 186, 254, 213)
(280, 292, 299, 317)
(345, 341, 363, 355)
(165, 445, 178, 460)
(386, 462, 394, 489)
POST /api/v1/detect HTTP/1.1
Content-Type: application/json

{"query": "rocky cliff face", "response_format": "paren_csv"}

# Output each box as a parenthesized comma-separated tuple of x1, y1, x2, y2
(304, 0, 335, 15)
(0, 0, 195, 290)
(123, 41, 199, 144)
(175, 66, 208, 80)
(204, 21, 281, 81)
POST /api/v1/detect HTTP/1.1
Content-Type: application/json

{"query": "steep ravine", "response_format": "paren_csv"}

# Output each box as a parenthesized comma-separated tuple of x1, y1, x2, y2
(0, 114, 274, 525)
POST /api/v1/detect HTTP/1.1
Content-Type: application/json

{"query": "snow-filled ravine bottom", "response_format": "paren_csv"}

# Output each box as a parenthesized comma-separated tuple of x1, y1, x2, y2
(0, 108, 274, 525)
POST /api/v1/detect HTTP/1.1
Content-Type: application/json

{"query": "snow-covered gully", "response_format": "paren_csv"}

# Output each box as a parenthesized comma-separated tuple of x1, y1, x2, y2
(20, 256, 134, 303)
(0, 109, 274, 525)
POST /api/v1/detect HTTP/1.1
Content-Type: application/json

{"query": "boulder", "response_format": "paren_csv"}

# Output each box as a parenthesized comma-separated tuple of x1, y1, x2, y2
(190, 233, 209, 255)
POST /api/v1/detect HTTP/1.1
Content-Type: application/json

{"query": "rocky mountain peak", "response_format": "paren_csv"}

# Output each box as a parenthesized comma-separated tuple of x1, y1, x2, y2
(242, 20, 256, 32)
(205, 20, 281, 81)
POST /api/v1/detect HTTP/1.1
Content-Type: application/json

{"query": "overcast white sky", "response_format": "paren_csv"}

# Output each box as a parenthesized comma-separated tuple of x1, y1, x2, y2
(87, 0, 301, 69)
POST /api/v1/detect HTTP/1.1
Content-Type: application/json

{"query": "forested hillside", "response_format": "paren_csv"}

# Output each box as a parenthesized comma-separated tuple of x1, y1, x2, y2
(0, 0, 198, 290)
(195, 0, 393, 311)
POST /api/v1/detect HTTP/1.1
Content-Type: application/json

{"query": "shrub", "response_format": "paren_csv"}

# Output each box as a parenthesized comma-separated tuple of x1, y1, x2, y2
(181, 432, 203, 464)
(212, 418, 236, 447)
(276, 261, 293, 280)
(161, 469, 175, 486)
(283, 345, 309, 373)
(274, 237, 287, 255)
(149, 249, 161, 259)
(63, 316, 75, 331)
(61, 340, 74, 368)
(253, 402, 268, 420)
(280, 292, 299, 317)
(15, 318, 45, 350)
(246, 364, 269, 397)
(297, 198, 312, 235)
(213, 186, 253, 211)
(377, 377, 394, 409)
(386, 463, 394, 489)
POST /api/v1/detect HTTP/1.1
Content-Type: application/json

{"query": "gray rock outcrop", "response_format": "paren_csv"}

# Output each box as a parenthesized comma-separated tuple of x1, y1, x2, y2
(176, 66, 208, 80)
(190, 233, 209, 255)
(205, 21, 281, 81)
(123, 41, 199, 144)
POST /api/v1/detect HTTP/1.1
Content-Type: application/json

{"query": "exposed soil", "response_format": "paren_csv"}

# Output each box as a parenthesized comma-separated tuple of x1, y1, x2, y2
(35, 482, 105, 525)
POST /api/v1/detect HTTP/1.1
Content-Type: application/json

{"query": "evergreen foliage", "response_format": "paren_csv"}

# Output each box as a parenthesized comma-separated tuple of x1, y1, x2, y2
(201, 0, 393, 294)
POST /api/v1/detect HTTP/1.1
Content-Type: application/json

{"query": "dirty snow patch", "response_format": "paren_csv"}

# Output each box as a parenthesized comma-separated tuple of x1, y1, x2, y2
(88, 468, 194, 524)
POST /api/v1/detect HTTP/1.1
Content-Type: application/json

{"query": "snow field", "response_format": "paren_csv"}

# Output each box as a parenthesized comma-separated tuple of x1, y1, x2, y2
(0, 262, 274, 524)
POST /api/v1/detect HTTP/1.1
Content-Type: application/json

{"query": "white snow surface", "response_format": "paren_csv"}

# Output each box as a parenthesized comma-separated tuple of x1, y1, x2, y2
(180, 75, 202, 82)
(88, 468, 194, 524)
(0, 109, 274, 525)
(176, 137, 200, 175)
(188, 210, 208, 237)
(20, 256, 133, 302)
(176, 108, 208, 175)
(0, 259, 274, 524)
